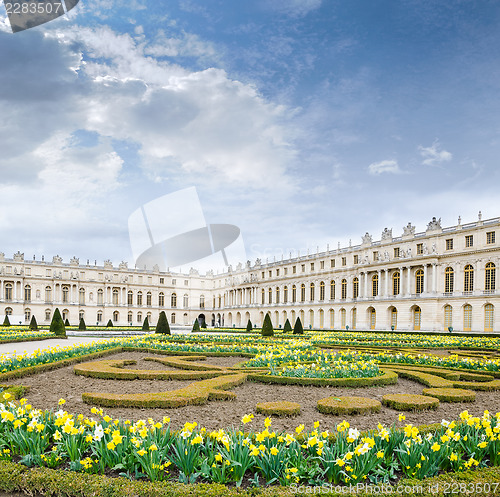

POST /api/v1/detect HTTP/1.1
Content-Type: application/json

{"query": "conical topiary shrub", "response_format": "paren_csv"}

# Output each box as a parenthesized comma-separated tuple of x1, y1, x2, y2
(142, 317, 150, 331)
(200, 318, 207, 329)
(3, 315, 11, 327)
(79, 317, 86, 331)
(29, 315, 38, 330)
(64, 318, 70, 327)
(261, 313, 274, 337)
(50, 308, 66, 337)
(283, 318, 292, 334)
(192, 319, 200, 332)
(156, 311, 170, 335)
(106, 319, 113, 328)
(246, 319, 253, 332)
(293, 317, 304, 335)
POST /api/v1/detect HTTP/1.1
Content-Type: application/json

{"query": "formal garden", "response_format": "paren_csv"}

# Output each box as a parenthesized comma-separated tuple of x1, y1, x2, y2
(1, 314, 500, 496)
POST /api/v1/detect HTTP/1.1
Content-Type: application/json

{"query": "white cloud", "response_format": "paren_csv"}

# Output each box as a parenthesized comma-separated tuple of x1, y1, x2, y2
(419, 140, 452, 166)
(266, 0, 322, 17)
(368, 159, 401, 175)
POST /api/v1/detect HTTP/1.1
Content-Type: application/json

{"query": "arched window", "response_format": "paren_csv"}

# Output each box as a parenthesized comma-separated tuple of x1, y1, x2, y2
(45, 309, 51, 321)
(292, 285, 297, 303)
(310, 283, 315, 301)
(62, 286, 69, 303)
(261, 288, 265, 305)
(464, 265, 474, 293)
(276, 287, 280, 304)
(127, 311, 133, 323)
(330, 280, 335, 300)
(371, 275, 378, 297)
(184, 294, 189, 308)
(200, 295, 205, 309)
(353, 278, 359, 299)
(391, 308, 397, 329)
(413, 306, 421, 330)
(445, 267, 454, 294)
(45, 286, 52, 303)
(147, 312, 152, 323)
(444, 305, 452, 330)
(268, 287, 272, 304)
(392, 272, 400, 296)
(463, 304, 472, 332)
(112, 288, 119, 305)
(4, 283, 12, 301)
(309, 309, 314, 328)
(79, 288, 85, 305)
(329, 309, 334, 329)
(146, 292, 152, 306)
(171, 293, 177, 308)
(137, 312, 142, 322)
(340, 308, 346, 329)
(97, 311, 102, 322)
(352, 308, 357, 330)
(485, 263, 496, 292)
(217, 295, 221, 308)
(79, 310, 84, 320)
(171, 313, 176, 324)
(97, 289, 103, 305)
(283, 286, 288, 303)
(485, 304, 494, 332)
(341, 279, 347, 299)
(370, 308, 376, 329)
(24, 285, 31, 302)
(113, 311, 119, 322)
(62, 309, 68, 321)
(24, 308, 31, 322)
(159, 292, 165, 307)
(319, 309, 324, 328)
(4, 307, 12, 316)
(137, 291, 143, 306)
(415, 269, 424, 294)
(319, 281, 325, 301)
(127, 291, 133, 305)
(300, 284, 306, 302)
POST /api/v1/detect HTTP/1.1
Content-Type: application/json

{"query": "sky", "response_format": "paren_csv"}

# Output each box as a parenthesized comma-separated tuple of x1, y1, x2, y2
(1, 0, 500, 272)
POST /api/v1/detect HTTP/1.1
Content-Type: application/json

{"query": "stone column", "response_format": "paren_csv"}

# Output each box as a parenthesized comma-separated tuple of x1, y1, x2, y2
(407, 267, 411, 295)
(423, 264, 428, 294)
(432, 264, 437, 293)
(384, 269, 389, 296)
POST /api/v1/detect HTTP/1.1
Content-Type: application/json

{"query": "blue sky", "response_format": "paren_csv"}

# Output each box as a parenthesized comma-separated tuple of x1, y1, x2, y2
(1, 0, 500, 270)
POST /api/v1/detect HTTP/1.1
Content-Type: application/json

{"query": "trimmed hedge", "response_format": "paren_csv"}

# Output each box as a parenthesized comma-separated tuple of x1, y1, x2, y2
(0, 383, 30, 401)
(248, 369, 398, 388)
(256, 401, 301, 416)
(382, 393, 440, 411)
(422, 387, 476, 403)
(82, 373, 248, 408)
(317, 396, 381, 415)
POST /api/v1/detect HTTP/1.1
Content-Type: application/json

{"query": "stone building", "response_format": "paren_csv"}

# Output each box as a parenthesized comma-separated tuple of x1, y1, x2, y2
(1, 214, 498, 332)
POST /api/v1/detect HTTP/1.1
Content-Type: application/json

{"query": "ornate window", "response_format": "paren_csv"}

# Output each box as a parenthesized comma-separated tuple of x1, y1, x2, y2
(146, 292, 152, 306)
(300, 284, 306, 302)
(485, 263, 496, 292)
(330, 280, 335, 300)
(445, 267, 454, 293)
(329, 309, 334, 328)
(444, 305, 452, 330)
(371, 275, 378, 297)
(268, 287, 272, 304)
(5, 307, 12, 316)
(276, 287, 280, 304)
(319, 281, 325, 301)
(370, 309, 376, 329)
(97, 289, 103, 305)
(200, 295, 205, 309)
(45, 309, 51, 321)
(392, 271, 400, 295)
(352, 308, 357, 330)
(113, 311, 119, 322)
(79, 288, 85, 305)
(485, 304, 494, 332)
(464, 304, 472, 332)
(128, 311, 133, 323)
(171, 313, 176, 324)
(97, 311, 102, 322)
(112, 288, 119, 305)
(45, 286, 52, 303)
(62, 286, 69, 303)
(391, 308, 397, 329)
(171, 293, 177, 308)
(310, 283, 315, 301)
(341, 279, 347, 299)
(261, 289, 265, 305)
(184, 294, 189, 308)
(353, 278, 359, 298)
(79, 311, 84, 320)
(4, 283, 12, 301)
(24, 308, 31, 321)
(127, 291, 133, 305)
(340, 308, 346, 329)
(24, 285, 31, 302)
(415, 269, 424, 294)
(137, 291, 143, 306)
(464, 265, 474, 293)
(292, 285, 297, 303)
(413, 306, 421, 330)
(137, 312, 142, 322)
(159, 292, 165, 307)
(283, 286, 288, 303)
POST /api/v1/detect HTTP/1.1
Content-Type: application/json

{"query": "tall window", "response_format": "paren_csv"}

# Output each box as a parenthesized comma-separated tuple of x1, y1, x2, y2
(392, 271, 400, 295)
(183, 294, 189, 308)
(200, 295, 205, 308)
(113, 311, 119, 322)
(24, 308, 31, 322)
(97, 289, 103, 305)
(370, 309, 376, 330)
(171, 313, 176, 324)
(137, 312, 142, 322)
(5, 307, 12, 315)
(319, 281, 325, 301)
(444, 305, 452, 330)
(112, 288, 119, 305)
(340, 308, 346, 329)
(353, 277, 359, 298)
(329, 309, 334, 329)
(413, 306, 421, 330)
(487, 231, 496, 244)
(415, 269, 424, 294)
(300, 283, 306, 302)
(45, 286, 52, 303)
(391, 308, 397, 329)
(352, 308, 357, 330)
(372, 274, 378, 297)
(283, 286, 288, 303)
(4, 283, 12, 301)
(261, 289, 265, 305)
(97, 311, 103, 322)
(24, 285, 31, 302)
(146, 292, 152, 306)
(341, 279, 347, 299)
(79, 288, 85, 305)
(137, 291, 143, 306)
(310, 283, 315, 301)
(485, 304, 494, 332)
(464, 265, 474, 293)
(45, 309, 51, 321)
(171, 293, 177, 308)
(330, 280, 335, 300)
(292, 285, 297, 303)
(159, 292, 165, 307)
(268, 287, 272, 304)
(276, 287, 280, 304)
(127, 291, 133, 305)
(465, 235, 473, 248)
(464, 304, 472, 332)
(485, 263, 496, 292)
(128, 311, 133, 323)
(446, 239, 453, 250)
(62, 286, 69, 303)
(445, 267, 454, 294)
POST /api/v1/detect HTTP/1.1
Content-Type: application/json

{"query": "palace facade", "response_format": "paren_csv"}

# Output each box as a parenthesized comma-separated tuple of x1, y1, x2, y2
(1, 214, 499, 333)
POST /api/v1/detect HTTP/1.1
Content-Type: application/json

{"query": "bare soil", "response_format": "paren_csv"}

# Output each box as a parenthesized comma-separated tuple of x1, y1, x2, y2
(4, 351, 500, 433)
